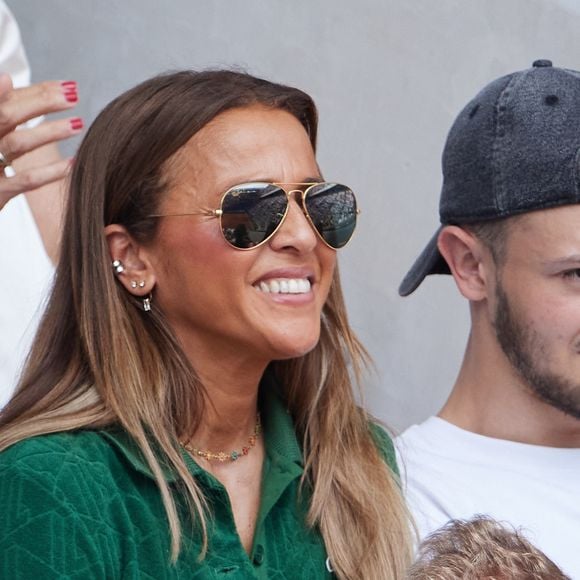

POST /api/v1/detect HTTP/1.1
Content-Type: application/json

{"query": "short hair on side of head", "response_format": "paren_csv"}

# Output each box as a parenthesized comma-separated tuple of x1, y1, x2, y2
(464, 219, 511, 267)
(407, 516, 570, 580)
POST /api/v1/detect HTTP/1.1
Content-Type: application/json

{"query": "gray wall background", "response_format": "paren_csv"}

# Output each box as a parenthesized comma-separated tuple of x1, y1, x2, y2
(9, 0, 580, 432)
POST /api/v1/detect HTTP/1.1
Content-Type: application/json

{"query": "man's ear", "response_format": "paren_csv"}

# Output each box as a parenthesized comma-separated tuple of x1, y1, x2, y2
(105, 224, 157, 297)
(438, 225, 493, 302)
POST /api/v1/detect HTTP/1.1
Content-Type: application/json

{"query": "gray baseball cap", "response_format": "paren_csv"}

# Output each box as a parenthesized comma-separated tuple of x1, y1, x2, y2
(399, 60, 580, 296)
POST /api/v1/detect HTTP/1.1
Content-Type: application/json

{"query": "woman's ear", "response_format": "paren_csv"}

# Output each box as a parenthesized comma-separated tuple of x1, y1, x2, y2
(105, 224, 157, 297)
(437, 226, 493, 302)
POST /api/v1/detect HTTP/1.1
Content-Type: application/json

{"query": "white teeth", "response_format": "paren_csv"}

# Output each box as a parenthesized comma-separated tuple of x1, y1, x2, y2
(254, 278, 312, 294)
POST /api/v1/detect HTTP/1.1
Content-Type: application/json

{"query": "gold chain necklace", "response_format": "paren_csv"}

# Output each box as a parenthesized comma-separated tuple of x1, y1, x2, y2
(182, 414, 261, 463)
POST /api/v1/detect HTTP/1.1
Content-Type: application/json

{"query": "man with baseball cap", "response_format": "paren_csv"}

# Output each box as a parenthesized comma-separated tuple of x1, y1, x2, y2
(397, 60, 580, 577)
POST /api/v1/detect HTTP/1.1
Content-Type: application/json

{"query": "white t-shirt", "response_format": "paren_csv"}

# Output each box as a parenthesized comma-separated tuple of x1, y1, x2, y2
(396, 417, 580, 578)
(0, 1, 53, 405)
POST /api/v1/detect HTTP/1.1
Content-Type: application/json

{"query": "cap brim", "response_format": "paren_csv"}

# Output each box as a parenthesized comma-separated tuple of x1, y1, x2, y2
(398, 227, 450, 296)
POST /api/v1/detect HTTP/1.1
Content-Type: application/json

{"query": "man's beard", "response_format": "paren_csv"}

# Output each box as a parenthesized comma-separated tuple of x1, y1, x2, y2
(494, 281, 580, 420)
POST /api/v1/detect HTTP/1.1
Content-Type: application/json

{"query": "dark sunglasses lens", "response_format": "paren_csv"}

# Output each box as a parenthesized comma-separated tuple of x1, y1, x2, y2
(220, 183, 287, 248)
(305, 183, 357, 248)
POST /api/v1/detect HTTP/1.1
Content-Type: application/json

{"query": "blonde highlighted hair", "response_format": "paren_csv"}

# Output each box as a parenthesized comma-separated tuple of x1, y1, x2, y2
(0, 70, 412, 579)
(408, 516, 569, 579)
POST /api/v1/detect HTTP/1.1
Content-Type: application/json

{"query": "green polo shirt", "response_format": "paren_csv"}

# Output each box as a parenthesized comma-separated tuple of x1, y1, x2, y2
(0, 384, 398, 579)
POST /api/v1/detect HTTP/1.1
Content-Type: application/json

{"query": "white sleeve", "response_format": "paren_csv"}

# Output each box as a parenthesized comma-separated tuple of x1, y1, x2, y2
(0, 2, 43, 129)
(0, 1, 31, 89)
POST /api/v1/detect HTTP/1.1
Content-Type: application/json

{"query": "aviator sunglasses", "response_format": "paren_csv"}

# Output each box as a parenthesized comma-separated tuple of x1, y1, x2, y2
(149, 182, 359, 250)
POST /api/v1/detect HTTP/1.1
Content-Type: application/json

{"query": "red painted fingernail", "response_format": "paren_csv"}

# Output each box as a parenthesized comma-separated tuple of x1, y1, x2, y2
(70, 117, 83, 131)
(62, 81, 78, 102)
(65, 91, 78, 103)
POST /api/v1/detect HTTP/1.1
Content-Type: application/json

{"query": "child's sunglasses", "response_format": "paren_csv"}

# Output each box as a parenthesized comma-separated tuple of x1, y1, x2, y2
(149, 182, 359, 250)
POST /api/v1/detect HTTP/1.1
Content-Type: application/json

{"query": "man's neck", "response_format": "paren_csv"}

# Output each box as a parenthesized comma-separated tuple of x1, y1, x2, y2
(439, 331, 580, 448)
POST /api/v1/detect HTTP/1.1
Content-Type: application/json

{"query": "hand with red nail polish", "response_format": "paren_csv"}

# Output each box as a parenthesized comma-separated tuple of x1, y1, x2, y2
(0, 75, 83, 222)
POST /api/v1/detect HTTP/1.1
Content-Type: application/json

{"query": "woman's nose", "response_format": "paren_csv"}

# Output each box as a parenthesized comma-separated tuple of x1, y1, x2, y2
(268, 193, 318, 253)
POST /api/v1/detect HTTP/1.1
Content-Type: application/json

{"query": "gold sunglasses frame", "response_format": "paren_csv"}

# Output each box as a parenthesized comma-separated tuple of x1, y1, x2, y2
(148, 182, 359, 251)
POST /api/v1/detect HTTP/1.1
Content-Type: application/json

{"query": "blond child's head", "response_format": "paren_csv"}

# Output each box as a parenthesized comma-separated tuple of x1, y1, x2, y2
(407, 516, 569, 579)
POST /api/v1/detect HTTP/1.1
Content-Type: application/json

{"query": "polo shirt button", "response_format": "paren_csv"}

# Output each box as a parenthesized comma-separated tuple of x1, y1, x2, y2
(253, 544, 264, 566)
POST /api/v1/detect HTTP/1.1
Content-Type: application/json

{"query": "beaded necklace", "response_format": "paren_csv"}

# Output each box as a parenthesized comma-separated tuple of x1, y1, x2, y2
(182, 414, 261, 463)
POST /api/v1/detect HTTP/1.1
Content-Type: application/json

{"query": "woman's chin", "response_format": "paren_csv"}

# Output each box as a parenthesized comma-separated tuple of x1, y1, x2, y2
(268, 334, 321, 361)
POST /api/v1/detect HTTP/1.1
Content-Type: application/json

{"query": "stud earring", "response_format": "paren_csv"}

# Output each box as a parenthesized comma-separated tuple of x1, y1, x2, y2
(138, 281, 146, 288)
(112, 260, 125, 274)
(130, 281, 138, 289)
(143, 295, 152, 312)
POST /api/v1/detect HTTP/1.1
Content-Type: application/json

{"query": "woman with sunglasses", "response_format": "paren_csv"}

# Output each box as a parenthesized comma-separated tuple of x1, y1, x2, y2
(0, 70, 412, 579)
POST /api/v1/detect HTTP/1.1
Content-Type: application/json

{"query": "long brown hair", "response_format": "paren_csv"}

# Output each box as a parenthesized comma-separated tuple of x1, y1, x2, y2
(0, 70, 412, 578)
